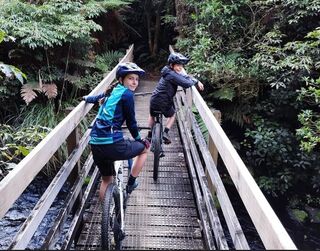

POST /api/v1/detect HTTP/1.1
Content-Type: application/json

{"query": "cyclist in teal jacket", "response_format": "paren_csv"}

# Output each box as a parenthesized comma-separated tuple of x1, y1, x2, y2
(83, 62, 150, 201)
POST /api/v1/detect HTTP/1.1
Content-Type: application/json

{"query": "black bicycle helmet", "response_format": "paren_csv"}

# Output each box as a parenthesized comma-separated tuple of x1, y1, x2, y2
(167, 52, 190, 65)
(116, 62, 145, 80)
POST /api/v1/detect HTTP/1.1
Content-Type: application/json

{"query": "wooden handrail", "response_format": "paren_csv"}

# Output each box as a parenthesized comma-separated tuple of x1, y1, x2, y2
(175, 89, 250, 249)
(191, 85, 297, 250)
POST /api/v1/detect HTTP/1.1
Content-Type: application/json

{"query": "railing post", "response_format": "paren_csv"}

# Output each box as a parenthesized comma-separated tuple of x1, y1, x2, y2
(65, 107, 83, 211)
(185, 87, 193, 126)
(206, 109, 221, 195)
(208, 109, 221, 166)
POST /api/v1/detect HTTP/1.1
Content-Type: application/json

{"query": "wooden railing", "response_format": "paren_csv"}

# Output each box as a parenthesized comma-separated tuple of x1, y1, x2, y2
(170, 45, 297, 250)
(0, 45, 134, 249)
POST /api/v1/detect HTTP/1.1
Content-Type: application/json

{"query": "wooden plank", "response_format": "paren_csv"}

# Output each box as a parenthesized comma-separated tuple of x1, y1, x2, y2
(9, 130, 91, 249)
(176, 94, 228, 250)
(61, 167, 100, 250)
(177, 91, 249, 249)
(191, 85, 297, 250)
(175, 95, 216, 250)
(169, 45, 174, 53)
(208, 109, 221, 166)
(0, 45, 134, 219)
(188, 108, 250, 249)
(42, 155, 94, 249)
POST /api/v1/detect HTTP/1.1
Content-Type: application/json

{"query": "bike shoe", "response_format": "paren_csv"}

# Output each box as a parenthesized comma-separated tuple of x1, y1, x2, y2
(126, 180, 139, 194)
(162, 131, 171, 144)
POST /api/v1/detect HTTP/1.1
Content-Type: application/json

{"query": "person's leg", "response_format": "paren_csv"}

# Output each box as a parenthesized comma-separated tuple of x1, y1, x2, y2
(165, 114, 175, 129)
(130, 149, 149, 177)
(147, 115, 154, 140)
(163, 108, 176, 144)
(148, 114, 155, 128)
(90, 145, 116, 201)
(126, 142, 149, 193)
(99, 175, 113, 201)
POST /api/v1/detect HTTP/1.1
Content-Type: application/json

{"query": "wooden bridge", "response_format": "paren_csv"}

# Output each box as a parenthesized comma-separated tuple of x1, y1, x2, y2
(0, 45, 297, 250)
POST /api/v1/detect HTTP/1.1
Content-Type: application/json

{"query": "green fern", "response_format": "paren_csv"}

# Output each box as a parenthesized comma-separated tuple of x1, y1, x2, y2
(95, 50, 124, 73)
(192, 105, 209, 142)
(71, 72, 104, 91)
(0, 0, 131, 49)
(210, 87, 236, 101)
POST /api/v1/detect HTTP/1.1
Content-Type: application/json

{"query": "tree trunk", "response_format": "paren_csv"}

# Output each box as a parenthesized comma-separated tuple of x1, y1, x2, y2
(174, 0, 188, 38)
(152, 0, 166, 56)
(145, 0, 153, 54)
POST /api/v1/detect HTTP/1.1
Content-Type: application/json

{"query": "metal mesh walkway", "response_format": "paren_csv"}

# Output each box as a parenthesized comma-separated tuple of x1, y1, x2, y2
(75, 79, 206, 250)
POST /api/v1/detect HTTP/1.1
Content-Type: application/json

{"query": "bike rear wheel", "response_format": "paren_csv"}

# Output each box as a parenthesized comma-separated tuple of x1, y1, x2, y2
(101, 183, 122, 250)
(153, 123, 161, 181)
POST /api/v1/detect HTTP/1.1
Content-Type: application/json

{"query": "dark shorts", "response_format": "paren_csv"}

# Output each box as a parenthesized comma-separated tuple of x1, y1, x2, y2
(90, 139, 145, 176)
(150, 105, 175, 118)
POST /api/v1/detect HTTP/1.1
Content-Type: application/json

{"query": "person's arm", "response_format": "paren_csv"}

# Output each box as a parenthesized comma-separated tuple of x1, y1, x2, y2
(83, 93, 106, 104)
(122, 91, 141, 140)
(176, 67, 204, 91)
(166, 68, 198, 88)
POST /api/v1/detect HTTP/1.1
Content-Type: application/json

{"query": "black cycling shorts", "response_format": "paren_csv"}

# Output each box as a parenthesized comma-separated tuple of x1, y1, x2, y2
(150, 105, 175, 118)
(90, 139, 145, 176)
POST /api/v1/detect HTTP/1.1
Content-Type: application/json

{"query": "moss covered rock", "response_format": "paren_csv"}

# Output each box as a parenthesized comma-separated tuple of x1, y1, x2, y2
(289, 209, 309, 223)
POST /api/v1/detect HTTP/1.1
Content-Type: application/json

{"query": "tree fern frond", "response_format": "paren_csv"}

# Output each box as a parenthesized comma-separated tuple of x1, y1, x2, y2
(65, 73, 81, 84)
(20, 84, 38, 105)
(222, 104, 248, 127)
(42, 83, 58, 99)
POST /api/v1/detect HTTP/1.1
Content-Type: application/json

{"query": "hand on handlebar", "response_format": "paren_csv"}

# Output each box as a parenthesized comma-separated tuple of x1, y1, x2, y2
(137, 138, 151, 149)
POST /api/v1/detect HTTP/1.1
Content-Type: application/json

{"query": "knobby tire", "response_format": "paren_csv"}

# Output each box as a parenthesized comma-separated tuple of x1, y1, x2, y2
(153, 123, 161, 181)
(101, 183, 122, 250)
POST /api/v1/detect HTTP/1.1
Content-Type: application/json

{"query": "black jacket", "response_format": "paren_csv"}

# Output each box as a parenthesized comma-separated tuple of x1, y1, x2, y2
(150, 65, 198, 110)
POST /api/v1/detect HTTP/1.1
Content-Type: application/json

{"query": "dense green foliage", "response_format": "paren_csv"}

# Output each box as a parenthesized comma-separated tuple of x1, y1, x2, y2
(0, 0, 132, 48)
(176, 0, 320, 208)
(0, 124, 53, 179)
(0, 0, 131, 116)
(0, 0, 132, 179)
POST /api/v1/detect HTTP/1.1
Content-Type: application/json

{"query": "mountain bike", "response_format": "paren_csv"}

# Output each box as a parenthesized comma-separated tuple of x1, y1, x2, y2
(101, 159, 131, 250)
(151, 111, 165, 181)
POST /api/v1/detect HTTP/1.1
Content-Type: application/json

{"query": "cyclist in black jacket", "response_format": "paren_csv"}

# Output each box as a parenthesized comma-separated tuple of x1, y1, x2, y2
(147, 52, 204, 144)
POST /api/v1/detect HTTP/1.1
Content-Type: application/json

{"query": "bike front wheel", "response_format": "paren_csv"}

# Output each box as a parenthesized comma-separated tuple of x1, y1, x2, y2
(101, 183, 123, 250)
(153, 123, 161, 181)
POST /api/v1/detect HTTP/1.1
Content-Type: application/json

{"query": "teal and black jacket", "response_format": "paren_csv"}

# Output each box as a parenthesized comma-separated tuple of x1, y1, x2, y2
(85, 83, 141, 145)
